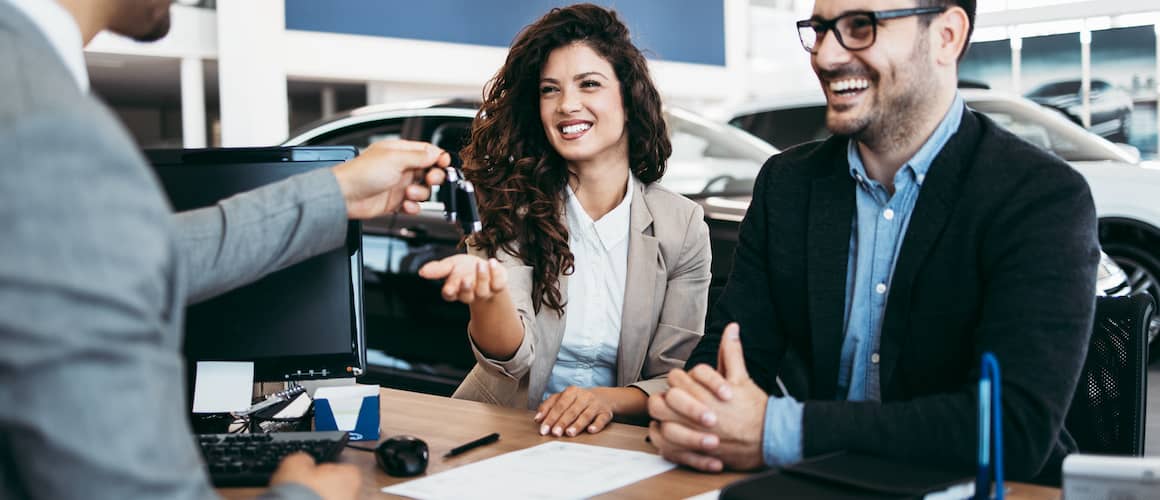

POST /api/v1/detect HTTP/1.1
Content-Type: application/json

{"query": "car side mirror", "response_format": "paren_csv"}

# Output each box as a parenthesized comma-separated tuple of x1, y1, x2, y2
(1115, 143, 1141, 163)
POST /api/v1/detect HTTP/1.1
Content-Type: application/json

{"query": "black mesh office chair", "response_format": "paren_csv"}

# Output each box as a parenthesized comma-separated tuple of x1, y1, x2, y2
(1064, 293, 1153, 456)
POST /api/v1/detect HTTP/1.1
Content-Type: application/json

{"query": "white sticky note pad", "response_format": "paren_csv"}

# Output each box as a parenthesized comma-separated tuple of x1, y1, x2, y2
(192, 361, 255, 413)
(314, 384, 379, 430)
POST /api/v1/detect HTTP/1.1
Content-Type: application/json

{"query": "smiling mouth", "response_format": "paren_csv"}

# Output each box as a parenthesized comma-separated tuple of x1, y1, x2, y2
(558, 121, 593, 139)
(829, 78, 871, 97)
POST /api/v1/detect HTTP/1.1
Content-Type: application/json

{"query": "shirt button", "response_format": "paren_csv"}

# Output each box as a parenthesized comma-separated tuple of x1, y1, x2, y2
(871, 352, 881, 364)
(883, 209, 895, 221)
(875, 283, 887, 294)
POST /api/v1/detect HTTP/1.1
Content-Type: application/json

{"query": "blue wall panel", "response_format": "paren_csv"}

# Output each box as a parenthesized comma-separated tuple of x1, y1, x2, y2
(285, 0, 725, 66)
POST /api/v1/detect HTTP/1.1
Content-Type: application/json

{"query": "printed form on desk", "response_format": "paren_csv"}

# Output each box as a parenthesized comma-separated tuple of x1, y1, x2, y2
(382, 441, 676, 499)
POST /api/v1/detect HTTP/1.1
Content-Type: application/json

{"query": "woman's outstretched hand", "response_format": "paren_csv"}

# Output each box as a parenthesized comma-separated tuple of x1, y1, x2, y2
(418, 255, 508, 304)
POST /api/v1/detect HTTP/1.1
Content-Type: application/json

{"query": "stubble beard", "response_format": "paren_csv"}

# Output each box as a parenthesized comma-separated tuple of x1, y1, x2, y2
(843, 36, 938, 152)
(132, 14, 171, 42)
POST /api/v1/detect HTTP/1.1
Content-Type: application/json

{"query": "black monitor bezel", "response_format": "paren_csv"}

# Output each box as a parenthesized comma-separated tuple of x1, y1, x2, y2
(146, 146, 366, 382)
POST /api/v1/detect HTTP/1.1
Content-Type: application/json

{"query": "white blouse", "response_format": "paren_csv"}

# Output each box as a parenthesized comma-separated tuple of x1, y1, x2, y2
(542, 176, 634, 399)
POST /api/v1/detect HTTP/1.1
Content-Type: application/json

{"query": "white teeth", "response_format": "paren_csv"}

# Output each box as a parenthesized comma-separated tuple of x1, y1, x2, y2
(561, 123, 592, 135)
(829, 79, 870, 93)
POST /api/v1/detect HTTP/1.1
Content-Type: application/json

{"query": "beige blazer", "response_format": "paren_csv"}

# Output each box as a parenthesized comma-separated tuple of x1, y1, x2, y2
(452, 180, 712, 410)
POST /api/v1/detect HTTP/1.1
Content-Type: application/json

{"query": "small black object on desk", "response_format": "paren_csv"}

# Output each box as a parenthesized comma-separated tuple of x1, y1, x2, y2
(444, 432, 501, 458)
(376, 435, 429, 477)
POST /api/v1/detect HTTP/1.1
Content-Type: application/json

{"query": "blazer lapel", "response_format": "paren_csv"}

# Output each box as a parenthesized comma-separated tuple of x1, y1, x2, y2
(617, 181, 658, 386)
(527, 273, 569, 408)
(526, 204, 572, 407)
(878, 108, 980, 390)
(807, 147, 855, 400)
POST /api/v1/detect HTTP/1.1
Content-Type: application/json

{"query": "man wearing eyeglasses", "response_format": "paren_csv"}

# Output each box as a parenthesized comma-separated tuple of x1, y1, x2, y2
(648, 0, 1099, 486)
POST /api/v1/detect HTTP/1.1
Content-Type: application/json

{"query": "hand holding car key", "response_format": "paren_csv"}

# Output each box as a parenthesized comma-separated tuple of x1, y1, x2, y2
(438, 166, 482, 236)
(418, 166, 510, 304)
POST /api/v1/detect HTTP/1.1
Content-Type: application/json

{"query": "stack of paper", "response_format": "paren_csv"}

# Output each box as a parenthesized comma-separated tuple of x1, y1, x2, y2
(383, 441, 676, 499)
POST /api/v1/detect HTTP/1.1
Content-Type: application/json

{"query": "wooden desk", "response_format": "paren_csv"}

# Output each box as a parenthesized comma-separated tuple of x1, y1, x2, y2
(220, 388, 1061, 499)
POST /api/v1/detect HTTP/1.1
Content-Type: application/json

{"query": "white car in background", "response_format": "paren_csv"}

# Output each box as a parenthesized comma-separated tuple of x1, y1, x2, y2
(728, 88, 1160, 353)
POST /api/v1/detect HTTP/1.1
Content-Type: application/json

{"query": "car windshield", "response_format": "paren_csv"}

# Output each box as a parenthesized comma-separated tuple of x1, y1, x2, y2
(662, 108, 774, 197)
(967, 98, 1132, 163)
(730, 104, 829, 152)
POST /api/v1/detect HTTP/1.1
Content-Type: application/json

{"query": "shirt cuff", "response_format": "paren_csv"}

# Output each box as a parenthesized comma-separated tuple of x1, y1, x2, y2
(258, 482, 323, 500)
(762, 395, 804, 467)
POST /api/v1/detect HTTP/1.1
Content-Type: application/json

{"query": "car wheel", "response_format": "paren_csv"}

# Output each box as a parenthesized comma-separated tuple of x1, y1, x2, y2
(1102, 241, 1160, 359)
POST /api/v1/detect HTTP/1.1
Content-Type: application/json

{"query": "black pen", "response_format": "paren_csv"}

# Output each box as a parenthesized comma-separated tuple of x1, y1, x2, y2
(444, 432, 501, 458)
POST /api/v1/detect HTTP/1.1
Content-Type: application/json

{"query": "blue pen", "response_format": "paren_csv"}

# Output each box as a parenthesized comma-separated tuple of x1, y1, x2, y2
(975, 376, 991, 499)
(988, 353, 1004, 500)
(976, 353, 1004, 500)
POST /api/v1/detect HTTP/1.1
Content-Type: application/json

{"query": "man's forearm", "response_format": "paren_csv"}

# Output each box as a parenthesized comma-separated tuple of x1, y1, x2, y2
(175, 168, 348, 304)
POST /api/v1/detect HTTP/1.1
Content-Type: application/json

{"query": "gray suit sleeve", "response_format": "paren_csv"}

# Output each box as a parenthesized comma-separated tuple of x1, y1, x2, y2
(174, 168, 349, 304)
(0, 107, 219, 499)
(0, 106, 338, 500)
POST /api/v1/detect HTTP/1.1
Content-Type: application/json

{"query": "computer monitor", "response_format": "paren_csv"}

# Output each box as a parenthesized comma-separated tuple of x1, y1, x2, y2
(146, 147, 365, 382)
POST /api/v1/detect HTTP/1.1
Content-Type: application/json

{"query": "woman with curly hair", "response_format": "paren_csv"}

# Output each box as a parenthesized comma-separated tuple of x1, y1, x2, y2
(419, 3, 710, 437)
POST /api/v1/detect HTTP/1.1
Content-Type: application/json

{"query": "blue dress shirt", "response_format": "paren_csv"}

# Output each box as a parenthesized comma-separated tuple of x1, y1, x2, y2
(761, 94, 965, 466)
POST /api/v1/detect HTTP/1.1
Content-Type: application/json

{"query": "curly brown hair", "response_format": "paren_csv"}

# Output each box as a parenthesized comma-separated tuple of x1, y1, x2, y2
(462, 3, 671, 315)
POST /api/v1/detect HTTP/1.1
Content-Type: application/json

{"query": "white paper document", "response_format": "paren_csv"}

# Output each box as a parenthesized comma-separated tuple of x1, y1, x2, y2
(382, 441, 676, 499)
(191, 361, 254, 413)
(273, 392, 313, 419)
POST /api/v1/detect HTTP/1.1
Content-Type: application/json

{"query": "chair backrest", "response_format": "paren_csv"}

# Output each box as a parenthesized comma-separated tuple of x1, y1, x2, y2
(1065, 293, 1153, 456)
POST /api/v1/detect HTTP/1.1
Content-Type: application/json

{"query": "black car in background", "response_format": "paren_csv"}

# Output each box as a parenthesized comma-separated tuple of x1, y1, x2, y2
(283, 100, 775, 395)
(1025, 79, 1134, 143)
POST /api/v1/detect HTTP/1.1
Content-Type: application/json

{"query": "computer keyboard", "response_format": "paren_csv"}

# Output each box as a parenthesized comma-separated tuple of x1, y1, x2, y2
(196, 431, 350, 487)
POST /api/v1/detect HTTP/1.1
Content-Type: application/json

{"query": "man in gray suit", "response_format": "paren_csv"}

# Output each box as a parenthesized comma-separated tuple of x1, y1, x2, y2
(0, 1, 448, 498)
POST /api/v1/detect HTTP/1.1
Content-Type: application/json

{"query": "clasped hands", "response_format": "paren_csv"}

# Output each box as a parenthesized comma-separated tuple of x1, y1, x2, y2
(648, 323, 769, 472)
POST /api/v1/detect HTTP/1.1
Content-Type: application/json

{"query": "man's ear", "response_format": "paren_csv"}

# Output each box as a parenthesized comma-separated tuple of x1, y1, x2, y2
(935, 6, 971, 66)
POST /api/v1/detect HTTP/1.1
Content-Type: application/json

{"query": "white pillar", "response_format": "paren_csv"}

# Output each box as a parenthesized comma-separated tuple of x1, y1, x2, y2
(180, 57, 207, 148)
(321, 85, 337, 119)
(1011, 36, 1023, 94)
(1080, 29, 1092, 129)
(367, 81, 391, 106)
(1155, 23, 1159, 155)
(216, 0, 288, 146)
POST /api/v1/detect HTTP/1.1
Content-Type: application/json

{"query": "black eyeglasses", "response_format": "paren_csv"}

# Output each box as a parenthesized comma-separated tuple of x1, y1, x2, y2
(796, 6, 947, 54)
